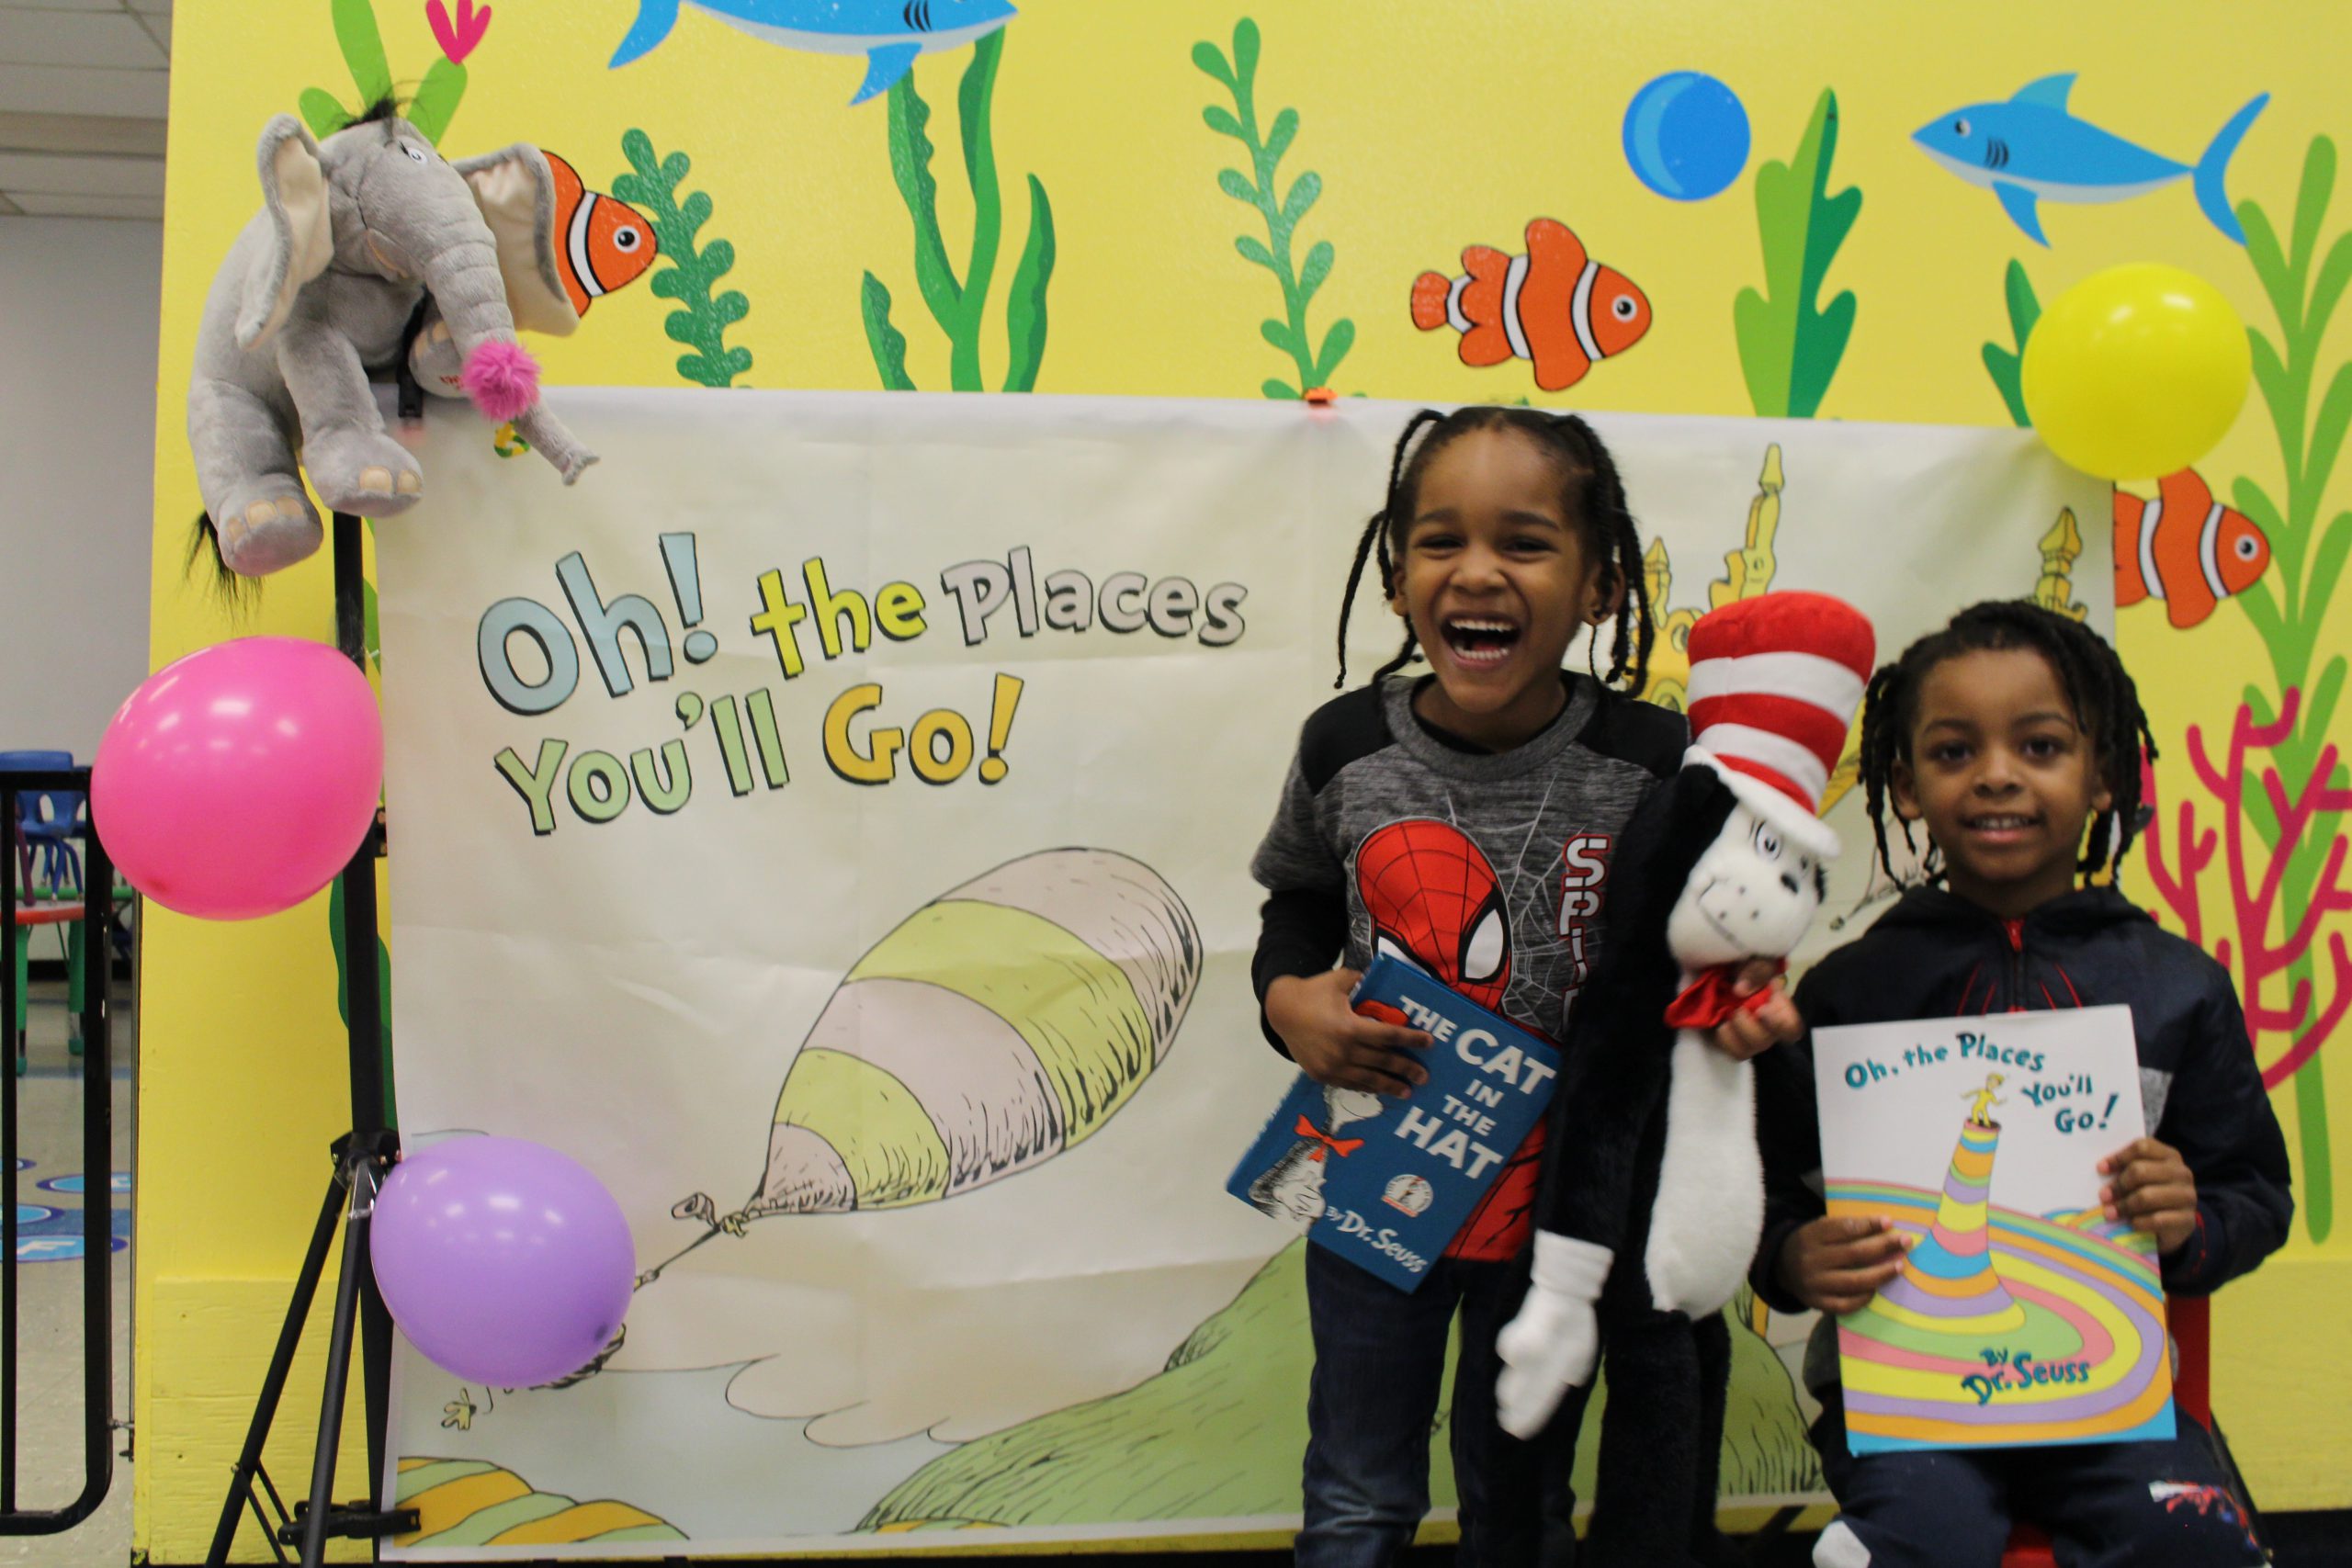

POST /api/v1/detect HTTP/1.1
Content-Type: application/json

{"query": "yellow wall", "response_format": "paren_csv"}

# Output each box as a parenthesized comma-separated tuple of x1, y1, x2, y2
(145, 1, 2352, 1557)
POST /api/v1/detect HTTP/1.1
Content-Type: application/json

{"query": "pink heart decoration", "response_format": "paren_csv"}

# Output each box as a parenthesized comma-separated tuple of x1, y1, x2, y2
(427, 0, 492, 63)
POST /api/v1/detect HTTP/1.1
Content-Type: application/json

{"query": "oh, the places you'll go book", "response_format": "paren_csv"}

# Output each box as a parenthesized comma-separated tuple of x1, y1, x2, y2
(1226, 955, 1559, 1292)
(1812, 1005, 2175, 1453)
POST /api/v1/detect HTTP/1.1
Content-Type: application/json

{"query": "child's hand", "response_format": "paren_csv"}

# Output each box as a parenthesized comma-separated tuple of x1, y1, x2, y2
(1775, 1214, 1910, 1315)
(1709, 963, 1802, 1061)
(2100, 1137, 2199, 1255)
(1266, 969, 1431, 1097)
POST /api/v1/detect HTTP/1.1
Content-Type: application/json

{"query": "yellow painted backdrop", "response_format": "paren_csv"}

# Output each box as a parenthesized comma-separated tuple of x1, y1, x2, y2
(146, 1, 2352, 1558)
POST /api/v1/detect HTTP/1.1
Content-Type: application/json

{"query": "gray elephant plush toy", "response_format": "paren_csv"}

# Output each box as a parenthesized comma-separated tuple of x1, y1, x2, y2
(190, 102, 597, 578)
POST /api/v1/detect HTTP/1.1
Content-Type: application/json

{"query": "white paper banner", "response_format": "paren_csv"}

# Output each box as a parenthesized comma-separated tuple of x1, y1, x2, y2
(376, 389, 2109, 1558)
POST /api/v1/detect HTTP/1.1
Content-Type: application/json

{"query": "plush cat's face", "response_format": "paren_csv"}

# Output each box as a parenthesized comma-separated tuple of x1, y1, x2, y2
(1663, 801, 1824, 969)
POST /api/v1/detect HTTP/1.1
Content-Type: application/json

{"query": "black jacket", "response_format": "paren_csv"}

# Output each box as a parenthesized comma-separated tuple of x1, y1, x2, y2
(1751, 885, 2292, 1322)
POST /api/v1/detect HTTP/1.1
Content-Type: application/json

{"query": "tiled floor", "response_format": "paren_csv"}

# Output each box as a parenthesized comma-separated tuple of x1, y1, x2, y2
(2, 966, 132, 1568)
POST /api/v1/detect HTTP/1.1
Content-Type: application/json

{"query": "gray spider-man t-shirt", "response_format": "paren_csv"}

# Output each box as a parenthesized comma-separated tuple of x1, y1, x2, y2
(1249, 672, 1683, 1258)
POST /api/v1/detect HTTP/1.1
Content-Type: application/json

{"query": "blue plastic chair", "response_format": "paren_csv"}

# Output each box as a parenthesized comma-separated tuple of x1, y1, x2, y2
(0, 750, 83, 897)
(2, 751, 89, 1073)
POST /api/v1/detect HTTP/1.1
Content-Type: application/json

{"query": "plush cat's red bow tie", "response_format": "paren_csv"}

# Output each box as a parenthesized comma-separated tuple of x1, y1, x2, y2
(1663, 960, 1785, 1031)
(1295, 1115, 1365, 1162)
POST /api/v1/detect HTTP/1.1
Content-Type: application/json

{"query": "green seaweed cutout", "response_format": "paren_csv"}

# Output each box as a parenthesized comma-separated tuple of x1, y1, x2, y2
(300, 0, 471, 143)
(1734, 88, 1860, 419)
(861, 31, 1057, 391)
(1194, 17, 1351, 400)
(615, 130, 754, 389)
(409, 58, 468, 144)
(862, 274, 915, 391)
(333, 0, 393, 108)
(299, 88, 352, 142)
(1003, 175, 1056, 393)
(2229, 137, 2352, 1239)
(1982, 259, 2041, 427)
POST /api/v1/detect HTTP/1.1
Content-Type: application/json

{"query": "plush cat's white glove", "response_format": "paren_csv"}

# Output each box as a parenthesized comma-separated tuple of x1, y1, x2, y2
(1495, 1232, 1612, 1438)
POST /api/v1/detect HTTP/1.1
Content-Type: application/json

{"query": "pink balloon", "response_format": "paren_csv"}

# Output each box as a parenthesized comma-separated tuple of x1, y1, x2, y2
(93, 637, 381, 920)
(371, 1137, 636, 1388)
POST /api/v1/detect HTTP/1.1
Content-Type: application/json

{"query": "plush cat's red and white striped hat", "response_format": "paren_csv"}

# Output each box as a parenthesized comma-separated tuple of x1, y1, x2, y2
(1683, 592, 1876, 856)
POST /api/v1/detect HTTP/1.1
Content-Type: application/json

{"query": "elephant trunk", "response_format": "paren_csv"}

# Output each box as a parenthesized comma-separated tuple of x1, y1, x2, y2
(424, 235, 540, 422)
(424, 231, 597, 483)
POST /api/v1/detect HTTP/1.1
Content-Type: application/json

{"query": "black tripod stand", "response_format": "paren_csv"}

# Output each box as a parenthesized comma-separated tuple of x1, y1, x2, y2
(206, 515, 414, 1566)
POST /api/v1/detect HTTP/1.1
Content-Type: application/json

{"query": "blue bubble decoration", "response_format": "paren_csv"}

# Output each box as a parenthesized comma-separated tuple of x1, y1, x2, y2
(1623, 73, 1751, 201)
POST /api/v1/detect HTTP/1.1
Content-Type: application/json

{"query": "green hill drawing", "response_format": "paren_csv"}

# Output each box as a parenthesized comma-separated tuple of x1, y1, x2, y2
(861, 1241, 1817, 1529)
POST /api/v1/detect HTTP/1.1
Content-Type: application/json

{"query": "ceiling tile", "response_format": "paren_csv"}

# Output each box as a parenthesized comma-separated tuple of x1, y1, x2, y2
(0, 108, 166, 156)
(0, 62, 167, 117)
(6, 188, 160, 218)
(123, 0, 168, 14)
(0, 2, 124, 15)
(0, 191, 19, 215)
(0, 11, 163, 67)
(0, 149, 159, 194)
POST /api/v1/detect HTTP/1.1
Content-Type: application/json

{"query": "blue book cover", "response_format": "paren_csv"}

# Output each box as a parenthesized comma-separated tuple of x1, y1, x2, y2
(1226, 955, 1562, 1292)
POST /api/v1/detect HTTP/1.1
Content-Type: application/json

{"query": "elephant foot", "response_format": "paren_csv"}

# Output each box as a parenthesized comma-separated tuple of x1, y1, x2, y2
(406, 317, 467, 400)
(214, 489, 322, 577)
(306, 432, 424, 517)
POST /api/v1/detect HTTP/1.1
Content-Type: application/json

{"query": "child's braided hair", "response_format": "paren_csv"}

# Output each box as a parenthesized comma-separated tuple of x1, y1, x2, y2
(1858, 600, 2154, 887)
(1334, 406, 1653, 694)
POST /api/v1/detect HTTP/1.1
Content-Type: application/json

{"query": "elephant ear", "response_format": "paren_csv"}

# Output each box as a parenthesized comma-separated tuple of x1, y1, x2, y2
(235, 116, 334, 350)
(454, 144, 581, 338)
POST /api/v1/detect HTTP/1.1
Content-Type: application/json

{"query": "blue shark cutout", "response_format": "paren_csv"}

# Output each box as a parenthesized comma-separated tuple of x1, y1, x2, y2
(610, 0, 1016, 104)
(1914, 73, 2267, 245)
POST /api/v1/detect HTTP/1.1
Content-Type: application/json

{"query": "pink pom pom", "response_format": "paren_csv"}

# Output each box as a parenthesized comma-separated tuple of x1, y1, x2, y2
(459, 340, 539, 422)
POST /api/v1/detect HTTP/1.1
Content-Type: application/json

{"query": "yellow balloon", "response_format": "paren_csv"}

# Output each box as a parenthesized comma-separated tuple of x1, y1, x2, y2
(2020, 263, 2251, 481)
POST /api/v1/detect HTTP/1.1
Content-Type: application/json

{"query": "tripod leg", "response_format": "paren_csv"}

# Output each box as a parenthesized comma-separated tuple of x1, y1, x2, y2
(298, 1162, 378, 1568)
(206, 1174, 346, 1568)
(362, 1276, 394, 1495)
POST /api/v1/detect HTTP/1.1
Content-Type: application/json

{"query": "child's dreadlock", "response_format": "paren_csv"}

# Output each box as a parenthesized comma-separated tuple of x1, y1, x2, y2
(1334, 406, 1653, 695)
(1857, 599, 2155, 887)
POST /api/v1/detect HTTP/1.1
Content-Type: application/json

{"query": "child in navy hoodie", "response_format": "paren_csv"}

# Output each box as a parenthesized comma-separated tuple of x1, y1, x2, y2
(1752, 601, 2290, 1568)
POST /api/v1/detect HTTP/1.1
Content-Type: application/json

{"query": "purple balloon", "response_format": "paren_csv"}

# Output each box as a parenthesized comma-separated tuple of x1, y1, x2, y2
(371, 1137, 635, 1388)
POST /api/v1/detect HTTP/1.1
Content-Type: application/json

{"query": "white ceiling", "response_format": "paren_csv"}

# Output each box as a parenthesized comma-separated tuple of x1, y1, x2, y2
(0, 0, 167, 220)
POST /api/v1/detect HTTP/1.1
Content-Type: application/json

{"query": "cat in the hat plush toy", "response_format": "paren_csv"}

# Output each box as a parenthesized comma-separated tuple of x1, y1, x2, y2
(1495, 591, 1874, 1565)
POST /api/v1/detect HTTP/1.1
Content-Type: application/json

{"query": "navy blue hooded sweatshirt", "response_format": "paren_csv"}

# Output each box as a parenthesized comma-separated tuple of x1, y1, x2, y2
(1750, 885, 2292, 1392)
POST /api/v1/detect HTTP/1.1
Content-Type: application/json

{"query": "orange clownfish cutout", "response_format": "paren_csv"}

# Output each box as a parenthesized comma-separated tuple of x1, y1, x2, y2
(546, 152, 660, 317)
(2112, 468, 2271, 628)
(1411, 219, 1651, 392)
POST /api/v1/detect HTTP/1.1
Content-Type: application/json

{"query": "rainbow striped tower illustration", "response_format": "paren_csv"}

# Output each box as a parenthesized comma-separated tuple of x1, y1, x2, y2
(1822, 1024, 2177, 1451)
(1857, 1118, 2027, 1336)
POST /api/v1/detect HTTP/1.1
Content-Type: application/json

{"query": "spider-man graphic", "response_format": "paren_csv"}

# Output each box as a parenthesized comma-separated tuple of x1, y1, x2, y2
(1356, 819, 1511, 1007)
(1354, 819, 1544, 1261)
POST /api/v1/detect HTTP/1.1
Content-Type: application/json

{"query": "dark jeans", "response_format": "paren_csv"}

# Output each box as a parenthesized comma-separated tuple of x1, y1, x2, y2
(1299, 1245, 1589, 1568)
(1811, 1390, 2266, 1568)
